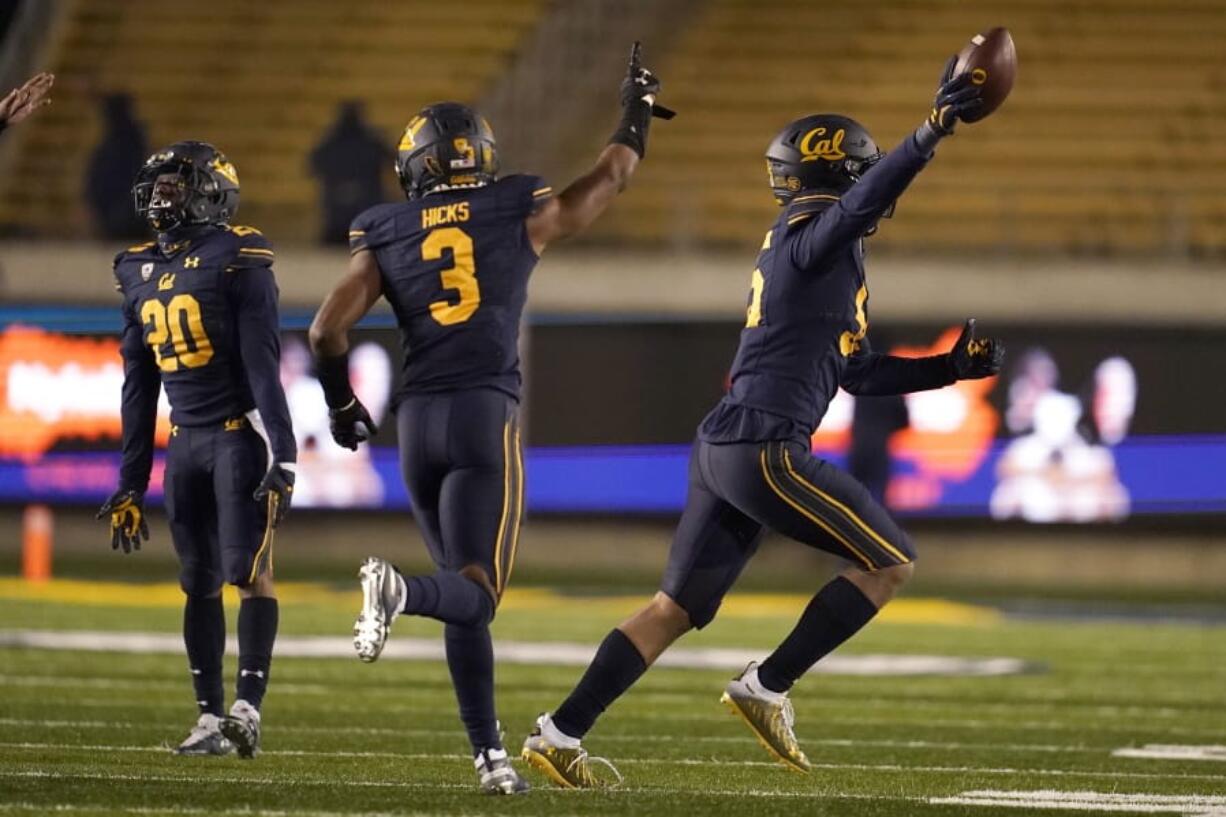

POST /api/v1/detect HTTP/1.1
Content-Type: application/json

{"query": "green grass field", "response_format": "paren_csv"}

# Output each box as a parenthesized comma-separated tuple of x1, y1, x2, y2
(2, 579, 1225, 817)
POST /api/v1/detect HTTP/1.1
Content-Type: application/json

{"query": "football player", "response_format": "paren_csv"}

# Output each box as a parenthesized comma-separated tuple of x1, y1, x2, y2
(0, 71, 54, 132)
(521, 56, 1005, 786)
(100, 142, 296, 759)
(308, 44, 671, 794)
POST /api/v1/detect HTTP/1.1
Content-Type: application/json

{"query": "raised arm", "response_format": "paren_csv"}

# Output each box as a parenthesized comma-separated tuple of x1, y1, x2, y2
(308, 249, 383, 449)
(525, 41, 672, 255)
(790, 56, 986, 267)
(0, 72, 54, 134)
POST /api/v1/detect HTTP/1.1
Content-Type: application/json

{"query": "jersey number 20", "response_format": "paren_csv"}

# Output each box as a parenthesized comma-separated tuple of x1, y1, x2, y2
(140, 294, 214, 371)
(423, 227, 479, 325)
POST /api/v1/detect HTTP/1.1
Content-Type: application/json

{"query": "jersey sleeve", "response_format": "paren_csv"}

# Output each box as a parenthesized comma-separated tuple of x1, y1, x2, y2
(225, 226, 276, 270)
(348, 205, 397, 255)
(788, 135, 934, 269)
(498, 174, 553, 220)
(840, 337, 955, 396)
(226, 259, 298, 465)
(117, 295, 161, 492)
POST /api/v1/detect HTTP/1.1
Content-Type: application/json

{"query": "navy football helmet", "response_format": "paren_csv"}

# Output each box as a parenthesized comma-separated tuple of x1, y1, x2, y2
(132, 141, 240, 232)
(396, 102, 498, 199)
(765, 114, 884, 205)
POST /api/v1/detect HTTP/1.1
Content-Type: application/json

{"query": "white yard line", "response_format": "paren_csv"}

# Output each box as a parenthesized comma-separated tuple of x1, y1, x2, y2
(3, 743, 1225, 782)
(930, 789, 1226, 816)
(1114, 746, 1226, 763)
(0, 629, 1028, 676)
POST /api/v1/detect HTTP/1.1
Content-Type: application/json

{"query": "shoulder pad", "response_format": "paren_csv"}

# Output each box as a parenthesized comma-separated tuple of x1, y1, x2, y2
(225, 225, 275, 268)
(495, 174, 552, 219)
(783, 192, 839, 230)
(349, 203, 401, 255)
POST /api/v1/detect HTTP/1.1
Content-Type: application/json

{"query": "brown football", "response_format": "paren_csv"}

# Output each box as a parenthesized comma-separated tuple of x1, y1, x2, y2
(953, 27, 1017, 122)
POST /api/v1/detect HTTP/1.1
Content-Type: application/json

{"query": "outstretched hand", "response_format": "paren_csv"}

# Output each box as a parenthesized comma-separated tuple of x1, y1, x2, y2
(0, 72, 54, 127)
(623, 41, 675, 120)
(948, 318, 1005, 380)
(927, 57, 983, 136)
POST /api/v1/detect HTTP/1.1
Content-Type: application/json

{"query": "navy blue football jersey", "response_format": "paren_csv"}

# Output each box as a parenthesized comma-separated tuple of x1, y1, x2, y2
(700, 135, 953, 444)
(113, 225, 296, 490)
(349, 174, 552, 401)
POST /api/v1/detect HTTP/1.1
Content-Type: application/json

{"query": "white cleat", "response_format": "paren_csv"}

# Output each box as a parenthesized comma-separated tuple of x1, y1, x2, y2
(173, 713, 233, 756)
(354, 556, 403, 663)
(475, 746, 530, 795)
(219, 699, 261, 759)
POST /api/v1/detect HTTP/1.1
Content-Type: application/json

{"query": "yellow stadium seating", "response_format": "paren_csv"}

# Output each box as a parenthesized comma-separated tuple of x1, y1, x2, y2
(582, 0, 1226, 254)
(0, 0, 544, 239)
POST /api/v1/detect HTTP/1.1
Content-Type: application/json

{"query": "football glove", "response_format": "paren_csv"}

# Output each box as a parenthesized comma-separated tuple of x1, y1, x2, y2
(621, 41, 675, 119)
(948, 319, 1005, 380)
(96, 488, 148, 554)
(329, 396, 379, 451)
(254, 464, 295, 528)
(927, 56, 984, 136)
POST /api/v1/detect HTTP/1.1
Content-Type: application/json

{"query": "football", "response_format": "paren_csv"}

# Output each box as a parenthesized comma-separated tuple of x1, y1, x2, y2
(953, 26, 1017, 122)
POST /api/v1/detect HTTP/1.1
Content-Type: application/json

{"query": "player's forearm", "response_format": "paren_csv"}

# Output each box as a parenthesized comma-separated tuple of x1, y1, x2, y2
(841, 353, 954, 396)
(553, 145, 639, 235)
(118, 364, 159, 492)
(835, 136, 932, 230)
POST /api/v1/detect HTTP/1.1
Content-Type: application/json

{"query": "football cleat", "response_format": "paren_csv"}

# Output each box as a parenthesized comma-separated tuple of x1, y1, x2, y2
(520, 713, 621, 789)
(353, 556, 403, 663)
(720, 662, 811, 773)
(173, 713, 233, 756)
(220, 699, 261, 759)
(475, 747, 530, 795)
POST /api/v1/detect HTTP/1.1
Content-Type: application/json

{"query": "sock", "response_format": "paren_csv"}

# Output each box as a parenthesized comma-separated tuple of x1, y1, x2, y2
(552, 628, 648, 740)
(444, 623, 501, 753)
(236, 597, 279, 710)
(183, 595, 225, 717)
(403, 571, 494, 627)
(757, 576, 879, 694)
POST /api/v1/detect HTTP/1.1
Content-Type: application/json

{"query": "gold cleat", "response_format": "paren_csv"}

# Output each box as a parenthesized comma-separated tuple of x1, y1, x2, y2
(520, 714, 620, 789)
(720, 662, 811, 773)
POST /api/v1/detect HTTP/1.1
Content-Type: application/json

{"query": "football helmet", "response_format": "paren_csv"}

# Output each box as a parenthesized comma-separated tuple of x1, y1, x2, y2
(765, 114, 883, 205)
(396, 102, 497, 199)
(132, 141, 240, 232)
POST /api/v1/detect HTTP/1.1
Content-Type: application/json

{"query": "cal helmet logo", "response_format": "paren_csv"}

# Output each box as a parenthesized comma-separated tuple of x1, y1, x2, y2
(210, 155, 239, 185)
(398, 115, 428, 152)
(450, 137, 476, 169)
(799, 127, 847, 162)
(140, 262, 154, 281)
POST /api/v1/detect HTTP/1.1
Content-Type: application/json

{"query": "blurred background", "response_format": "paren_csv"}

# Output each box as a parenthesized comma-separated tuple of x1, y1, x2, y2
(1, 0, 1224, 606)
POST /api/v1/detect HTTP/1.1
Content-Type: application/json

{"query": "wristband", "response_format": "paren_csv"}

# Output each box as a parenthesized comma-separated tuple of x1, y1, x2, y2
(609, 99, 652, 158)
(315, 352, 355, 409)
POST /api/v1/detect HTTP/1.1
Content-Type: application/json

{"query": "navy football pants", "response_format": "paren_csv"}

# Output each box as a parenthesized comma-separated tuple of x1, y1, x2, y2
(163, 417, 273, 596)
(397, 388, 523, 598)
(661, 439, 915, 628)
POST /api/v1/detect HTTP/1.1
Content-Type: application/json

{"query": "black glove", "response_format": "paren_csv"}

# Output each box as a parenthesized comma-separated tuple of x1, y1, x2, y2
(329, 396, 379, 451)
(254, 464, 295, 528)
(928, 56, 984, 135)
(96, 488, 148, 554)
(619, 42, 675, 119)
(610, 41, 674, 158)
(948, 319, 1005, 380)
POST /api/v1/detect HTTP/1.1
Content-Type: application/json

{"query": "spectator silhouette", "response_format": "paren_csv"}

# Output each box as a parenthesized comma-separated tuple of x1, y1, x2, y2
(84, 93, 147, 239)
(309, 101, 391, 245)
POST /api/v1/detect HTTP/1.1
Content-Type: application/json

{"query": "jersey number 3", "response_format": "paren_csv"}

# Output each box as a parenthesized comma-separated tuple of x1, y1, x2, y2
(140, 294, 214, 372)
(423, 227, 479, 325)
